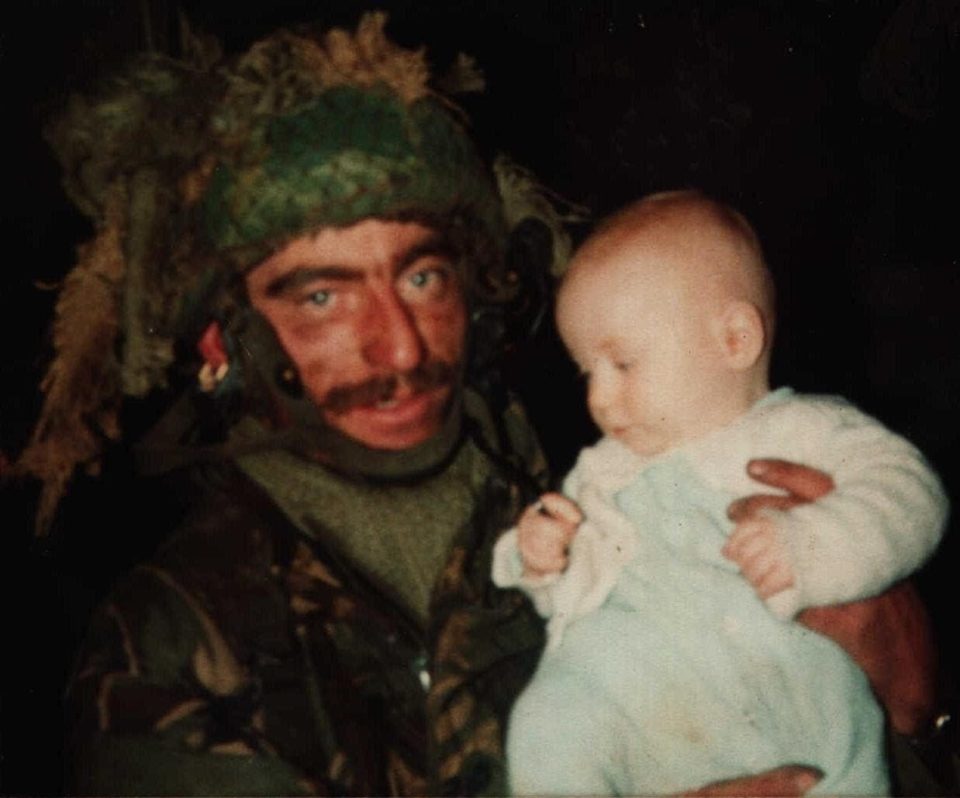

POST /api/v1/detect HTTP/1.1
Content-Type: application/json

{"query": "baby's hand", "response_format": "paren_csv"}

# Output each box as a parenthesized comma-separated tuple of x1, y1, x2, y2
(517, 492, 583, 578)
(722, 515, 794, 599)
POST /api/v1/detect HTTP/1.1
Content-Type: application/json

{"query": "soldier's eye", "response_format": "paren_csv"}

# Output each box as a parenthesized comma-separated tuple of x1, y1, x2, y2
(308, 289, 332, 307)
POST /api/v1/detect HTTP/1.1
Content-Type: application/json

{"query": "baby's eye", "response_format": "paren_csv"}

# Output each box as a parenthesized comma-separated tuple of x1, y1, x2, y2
(614, 360, 633, 372)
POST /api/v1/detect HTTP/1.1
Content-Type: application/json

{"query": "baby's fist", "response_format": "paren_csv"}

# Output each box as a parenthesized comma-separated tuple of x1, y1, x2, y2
(517, 493, 583, 578)
(722, 516, 794, 599)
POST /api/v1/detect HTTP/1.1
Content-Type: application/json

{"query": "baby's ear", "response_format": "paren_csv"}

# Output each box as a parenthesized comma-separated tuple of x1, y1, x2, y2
(716, 300, 766, 370)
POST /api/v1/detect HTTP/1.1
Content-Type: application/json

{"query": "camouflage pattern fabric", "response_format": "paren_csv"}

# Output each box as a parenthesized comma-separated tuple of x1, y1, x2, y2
(66, 420, 546, 796)
(203, 84, 505, 262)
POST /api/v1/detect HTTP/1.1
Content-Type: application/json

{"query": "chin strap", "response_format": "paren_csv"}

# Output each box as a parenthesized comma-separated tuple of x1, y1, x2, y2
(134, 305, 468, 483)
(132, 395, 466, 484)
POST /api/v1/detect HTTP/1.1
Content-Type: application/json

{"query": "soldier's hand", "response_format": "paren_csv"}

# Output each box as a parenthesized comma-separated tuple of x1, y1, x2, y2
(681, 764, 822, 796)
(727, 458, 835, 523)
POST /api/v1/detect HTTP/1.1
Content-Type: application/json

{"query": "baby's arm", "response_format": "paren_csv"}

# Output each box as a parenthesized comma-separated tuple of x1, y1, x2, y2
(726, 459, 938, 735)
(493, 438, 639, 636)
(722, 515, 794, 600)
(726, 398, 948, 616)
(516, 493, 583, 578)
(491, 492, 584, 618)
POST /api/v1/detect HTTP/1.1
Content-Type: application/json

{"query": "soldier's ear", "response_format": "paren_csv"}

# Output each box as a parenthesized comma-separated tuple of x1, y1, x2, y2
(715, 300, 766, 371)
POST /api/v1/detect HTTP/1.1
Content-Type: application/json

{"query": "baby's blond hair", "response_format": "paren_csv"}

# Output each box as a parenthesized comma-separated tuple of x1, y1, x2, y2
(573, 190, 776, 348)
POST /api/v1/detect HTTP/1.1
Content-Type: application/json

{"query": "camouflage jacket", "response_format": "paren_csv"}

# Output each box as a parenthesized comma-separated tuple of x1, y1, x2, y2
(66, 421, 547, 796)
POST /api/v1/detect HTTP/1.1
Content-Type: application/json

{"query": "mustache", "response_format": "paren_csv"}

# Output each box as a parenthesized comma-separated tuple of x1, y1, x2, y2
(319, 360, 458, 414)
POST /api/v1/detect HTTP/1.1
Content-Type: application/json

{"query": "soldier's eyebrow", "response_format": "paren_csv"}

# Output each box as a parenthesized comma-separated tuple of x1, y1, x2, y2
(397, 233, 457, 270)
(263, 233, 457, 298)
(264, 266, 359, 298)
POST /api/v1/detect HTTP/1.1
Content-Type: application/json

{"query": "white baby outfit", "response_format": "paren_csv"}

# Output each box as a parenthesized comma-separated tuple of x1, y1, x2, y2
(493, 388, 947, 795)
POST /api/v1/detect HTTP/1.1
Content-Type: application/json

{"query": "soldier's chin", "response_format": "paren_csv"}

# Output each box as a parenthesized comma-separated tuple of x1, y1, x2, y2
(324, 385, 451, 451)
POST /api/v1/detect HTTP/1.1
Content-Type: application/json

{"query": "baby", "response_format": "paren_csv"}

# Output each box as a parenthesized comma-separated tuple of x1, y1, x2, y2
(492, 191, 948, 795)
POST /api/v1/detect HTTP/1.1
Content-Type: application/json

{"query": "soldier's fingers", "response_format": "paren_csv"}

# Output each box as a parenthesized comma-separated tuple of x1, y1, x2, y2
(746, 459, 835, 501)
(683, 764, 822, 796)
(726, 494, 799, 522)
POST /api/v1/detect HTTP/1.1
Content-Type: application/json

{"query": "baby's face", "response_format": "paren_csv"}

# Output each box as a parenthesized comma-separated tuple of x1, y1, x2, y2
(556, 245, 737, 458)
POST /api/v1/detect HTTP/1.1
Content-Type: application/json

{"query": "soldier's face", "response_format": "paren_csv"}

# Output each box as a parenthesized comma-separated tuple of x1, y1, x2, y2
(246, 219, 468, 451)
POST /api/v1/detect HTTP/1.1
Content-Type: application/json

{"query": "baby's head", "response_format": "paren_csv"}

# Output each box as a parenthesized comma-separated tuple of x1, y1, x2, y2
(556, 191, 775, 457)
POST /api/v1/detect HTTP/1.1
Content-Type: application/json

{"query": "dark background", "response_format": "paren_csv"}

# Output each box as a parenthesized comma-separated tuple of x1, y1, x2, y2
(2, 1, 958, 793)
